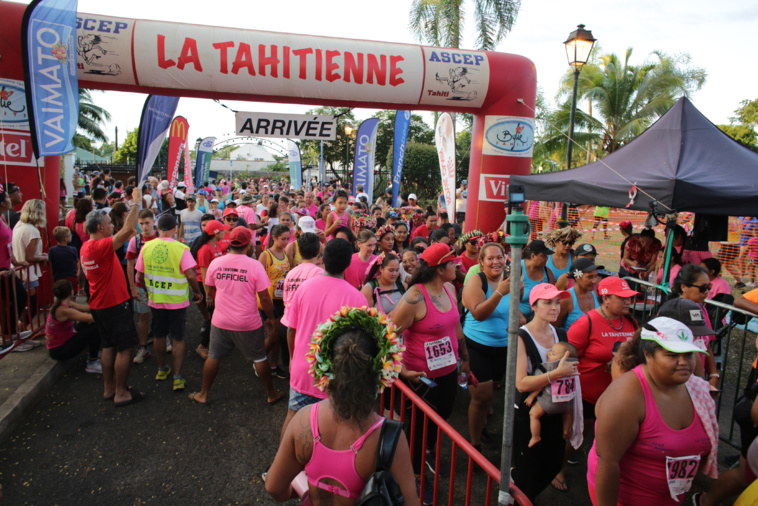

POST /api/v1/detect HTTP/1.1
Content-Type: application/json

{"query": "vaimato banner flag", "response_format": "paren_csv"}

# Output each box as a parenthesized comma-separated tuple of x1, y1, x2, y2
(391, 111, 411, 208)
(183, 137, 193, 192)
(136, 95, 180, 186)
(195, 136, 215, 188)
(435, 113, 456, 216)
(21, 0, 79, 158)
(287, 139, 302, 190)
(353, 118, 379, 203)
(166, 116, 189, 191)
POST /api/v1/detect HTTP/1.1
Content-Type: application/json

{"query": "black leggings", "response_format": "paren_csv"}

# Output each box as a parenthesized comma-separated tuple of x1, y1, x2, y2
(0, 271, 27, 335)
(48, 322, 100, 361)
(199, 283, 212, 348)
(404, 370, 458, 473)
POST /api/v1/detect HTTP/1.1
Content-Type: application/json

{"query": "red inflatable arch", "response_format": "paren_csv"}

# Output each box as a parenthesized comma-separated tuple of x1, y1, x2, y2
(0, 2, 536, 233)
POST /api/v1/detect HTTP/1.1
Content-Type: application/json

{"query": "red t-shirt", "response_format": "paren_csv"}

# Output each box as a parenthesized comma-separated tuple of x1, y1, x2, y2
(412, 224, 432, 240)
(567, 310, 637, 404)
(458, 254, 479, 273)
(197, 241, 225, 283)
(81, 236, 130, 310)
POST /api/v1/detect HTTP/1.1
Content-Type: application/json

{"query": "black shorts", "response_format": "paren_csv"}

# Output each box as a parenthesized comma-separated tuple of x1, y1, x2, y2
(466, 337, 508, 383)
(260, 299, 285, 320)
(718, 243, 740, 260)
(582, 399, 596, 420)
(150, 307, 187, 340)
(91, 300, 139, 352)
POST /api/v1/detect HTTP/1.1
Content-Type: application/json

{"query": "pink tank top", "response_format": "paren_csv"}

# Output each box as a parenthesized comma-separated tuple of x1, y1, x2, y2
(402, 284, 460, 378)
(45, 304, 75, 349)
(326, 210, 350, 241)
(587, 366, 711, 505)
(305, 402, 385, 499)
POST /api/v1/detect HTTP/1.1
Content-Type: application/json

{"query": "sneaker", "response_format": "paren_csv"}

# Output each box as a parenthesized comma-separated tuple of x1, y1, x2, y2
(133, 346, 151, 364)
(415, 475, 434, 506)
(273, 366, 289, 380)
(85, 359, 103, 374)
(165, 337, 173, 353)
(735, 282, 747, 289)
(13, 330, 33, 340)
(692, 492, 705, 506)
(748, 281, 757, 287)
(425, 451, 450, 476)
(155, 367, 172, 381)
(12, 341, 35, 352)
(173, 378, 186, 391)
(27, 339, 44, 348)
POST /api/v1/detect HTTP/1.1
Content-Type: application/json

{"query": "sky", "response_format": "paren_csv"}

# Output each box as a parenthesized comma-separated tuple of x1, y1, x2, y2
(9, 0, 758, 150)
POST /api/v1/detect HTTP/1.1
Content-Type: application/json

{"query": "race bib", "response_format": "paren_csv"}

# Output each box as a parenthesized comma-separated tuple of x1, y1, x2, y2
(551, 376, 577, 403)
(274, 279, 285, 298)
(424, 336, 456, 371)
(665, 454, 700, 501)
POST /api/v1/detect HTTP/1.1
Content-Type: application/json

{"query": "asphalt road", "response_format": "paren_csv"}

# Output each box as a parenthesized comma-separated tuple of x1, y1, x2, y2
(0, 302, 715, 505)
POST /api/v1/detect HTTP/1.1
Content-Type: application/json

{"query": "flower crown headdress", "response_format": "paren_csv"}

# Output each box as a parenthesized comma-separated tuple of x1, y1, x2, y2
(367, 250, 401, 280)
(457, 229, 483, 247)
(376, 223, 395, 239)
(306, 307, 404, 394)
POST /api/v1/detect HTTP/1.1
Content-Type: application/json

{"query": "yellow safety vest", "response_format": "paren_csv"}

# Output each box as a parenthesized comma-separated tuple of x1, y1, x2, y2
(141, 239, 190, 305)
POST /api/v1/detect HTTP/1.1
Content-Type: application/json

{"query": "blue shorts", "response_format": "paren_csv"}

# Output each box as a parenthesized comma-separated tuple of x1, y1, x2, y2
(288, 388, 322, 412)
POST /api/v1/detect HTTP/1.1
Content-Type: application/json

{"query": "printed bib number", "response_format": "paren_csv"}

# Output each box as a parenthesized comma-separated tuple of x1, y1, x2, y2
(424, 336, 456, 371)
(274, 279, 285, 298)
(665, 454, 700, 501)
(551, 376, 577, 402)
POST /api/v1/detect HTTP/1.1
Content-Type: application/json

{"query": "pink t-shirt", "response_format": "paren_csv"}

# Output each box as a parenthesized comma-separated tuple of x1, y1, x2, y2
(135, 238, 197, 309)
(284, 275, 366, 399)
(749, 237, 758, 260)
(706, 276, 731, 300)
(126, 234, 158, 287)
(282, 262, 324, 309)
(305, 204, 318, 218)
(235, 205, 258, 243)
(344, 253, 376, 289)
(204, 253, 271, 331)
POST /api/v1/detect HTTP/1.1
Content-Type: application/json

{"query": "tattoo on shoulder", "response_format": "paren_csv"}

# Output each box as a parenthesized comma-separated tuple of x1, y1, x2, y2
(404, 289, 424, 304)
(294, 410, 313, 464)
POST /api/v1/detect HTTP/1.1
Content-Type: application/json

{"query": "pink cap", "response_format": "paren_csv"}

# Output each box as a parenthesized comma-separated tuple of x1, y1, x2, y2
(529, 283, 570, 306)
(597, 276, 639, 297)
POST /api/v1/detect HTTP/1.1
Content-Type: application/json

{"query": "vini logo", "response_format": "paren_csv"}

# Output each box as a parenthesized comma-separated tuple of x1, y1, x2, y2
(478, 174, 510, 202)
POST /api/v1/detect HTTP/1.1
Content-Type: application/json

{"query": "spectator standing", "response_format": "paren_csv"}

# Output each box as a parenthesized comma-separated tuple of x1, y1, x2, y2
(48, 226, 79, 292)
(126, 209, 158, 365)
(178, 196, 203, 244)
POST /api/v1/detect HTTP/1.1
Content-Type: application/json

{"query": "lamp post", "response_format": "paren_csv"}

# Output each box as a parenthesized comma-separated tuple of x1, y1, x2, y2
(344, 123, 355, 185)
(559, 24, 596, 227)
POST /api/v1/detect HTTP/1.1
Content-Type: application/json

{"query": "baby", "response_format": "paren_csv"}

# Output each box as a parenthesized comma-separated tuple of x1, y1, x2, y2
(525, 341, 580, 448)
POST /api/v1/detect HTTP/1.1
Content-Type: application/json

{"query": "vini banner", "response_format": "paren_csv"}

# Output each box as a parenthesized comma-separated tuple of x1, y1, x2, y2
(287, 139, 302, 190)
(167, 116, 189, 191)
(136, 95, 180, 186)
(353, 118, 379, 203)
(21, 0, 80, 158)
(391, 110, 411, 208)
(195, 136, 215, 188)
(435, 113, 456, 216)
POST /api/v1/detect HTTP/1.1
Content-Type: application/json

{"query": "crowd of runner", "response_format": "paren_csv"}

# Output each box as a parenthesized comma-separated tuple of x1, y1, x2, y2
(3, 170, 758, 505)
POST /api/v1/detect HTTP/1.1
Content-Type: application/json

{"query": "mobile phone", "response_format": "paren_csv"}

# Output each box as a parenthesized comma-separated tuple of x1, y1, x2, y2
(419, 376, 437, 388)
(709, 389, 722, 397)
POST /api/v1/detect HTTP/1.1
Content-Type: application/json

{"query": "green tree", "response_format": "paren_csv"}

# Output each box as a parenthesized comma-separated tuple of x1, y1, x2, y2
(718, 99, 758, 152)
(410, 0, 520, 50)
(388, 142, 440, 200)
(372, 110, 434, 171)
(113, 128, 169, 167)
(300, 107, 356, 182)
(551, 49, 707, 157)
(73, 89, 111, 150)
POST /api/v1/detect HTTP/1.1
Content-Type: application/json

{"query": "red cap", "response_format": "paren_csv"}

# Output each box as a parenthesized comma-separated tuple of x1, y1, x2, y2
(420, 243, 456, 267)
(228, 226, 252, 247)
(619, 220, 633, 231)
(598, 276, 639, 297)
(205, 220, 230, 235)
(222, 208, 238, 217)
(529, 283, 570, 306)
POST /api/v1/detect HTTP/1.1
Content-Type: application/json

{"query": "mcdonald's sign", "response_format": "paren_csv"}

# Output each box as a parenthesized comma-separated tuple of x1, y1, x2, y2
(167, 116, 189, 190)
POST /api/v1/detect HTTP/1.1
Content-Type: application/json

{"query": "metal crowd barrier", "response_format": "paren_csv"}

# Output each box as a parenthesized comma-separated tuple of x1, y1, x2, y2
(623, 276, 757, 449)
(379, 380, 531, 506)
(0, 263, 52, 357)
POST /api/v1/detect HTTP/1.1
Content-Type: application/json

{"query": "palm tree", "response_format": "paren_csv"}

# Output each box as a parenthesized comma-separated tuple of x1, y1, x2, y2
(409, 0, 520, 51)
(552, 48, 706, 155)
(73, 88, 111, 150)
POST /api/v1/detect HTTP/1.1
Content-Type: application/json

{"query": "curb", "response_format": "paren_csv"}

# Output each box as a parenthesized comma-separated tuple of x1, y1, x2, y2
(0, 357, 76, 444)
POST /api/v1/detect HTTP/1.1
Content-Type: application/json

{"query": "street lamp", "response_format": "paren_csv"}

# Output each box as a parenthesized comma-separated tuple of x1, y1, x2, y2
(559, 24, 596, 227)
(344, 123, 356, 185)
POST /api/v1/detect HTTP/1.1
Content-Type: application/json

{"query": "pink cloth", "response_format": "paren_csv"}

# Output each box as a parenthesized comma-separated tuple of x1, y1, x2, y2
(327, 211, 350, 240)
(235, 205, 258, 243)
(682, 249, 713, 265)
(204, 254, 270, 331)
(343, 253, 376, 289)
(305, 204, 318, 218)
(125, 234, 157, 287)
(587, 366, 713, 505)
(707, 276, 731, 300)
(284, 275, 365, 399)
(749, 237, 758, 260)
(315, 219, 326, 232)
(135, 238, 197, 309)
(282, 262, 324, 309)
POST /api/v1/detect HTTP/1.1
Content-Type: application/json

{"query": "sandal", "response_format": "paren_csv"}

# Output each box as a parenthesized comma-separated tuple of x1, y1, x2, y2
(188, 392, 211, 405)
(551, 476, 569, 492)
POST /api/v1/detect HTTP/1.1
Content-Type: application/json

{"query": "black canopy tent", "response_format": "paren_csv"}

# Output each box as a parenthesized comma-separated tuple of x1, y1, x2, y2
(510, 97, 758, 216)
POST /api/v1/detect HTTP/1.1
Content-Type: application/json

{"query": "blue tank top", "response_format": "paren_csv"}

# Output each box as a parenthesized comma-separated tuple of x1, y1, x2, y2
(547, 253, 573, 280)
(464, 276, 510, 347)
(563, 286, 599, 330)
(519, 260, 549, 316)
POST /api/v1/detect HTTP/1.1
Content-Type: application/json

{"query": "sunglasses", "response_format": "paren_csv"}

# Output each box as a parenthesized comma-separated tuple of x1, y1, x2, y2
(687, 283, 712, 293)
(224, 216, 239, 222)
(561, 240, 576, 246)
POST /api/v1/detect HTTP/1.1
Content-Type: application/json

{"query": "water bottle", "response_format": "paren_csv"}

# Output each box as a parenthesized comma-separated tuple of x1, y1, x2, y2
(457, 372, 468, 389)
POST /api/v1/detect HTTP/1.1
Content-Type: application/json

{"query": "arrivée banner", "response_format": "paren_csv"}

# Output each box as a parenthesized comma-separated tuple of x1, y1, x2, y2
(235, 112, 336, 140)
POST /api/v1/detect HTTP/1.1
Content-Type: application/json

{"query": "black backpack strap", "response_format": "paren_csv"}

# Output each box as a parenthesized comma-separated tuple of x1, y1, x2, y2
(374, 419, 403, 472)
(518, 328, 547, 374)
(478, 271, 487, 293)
